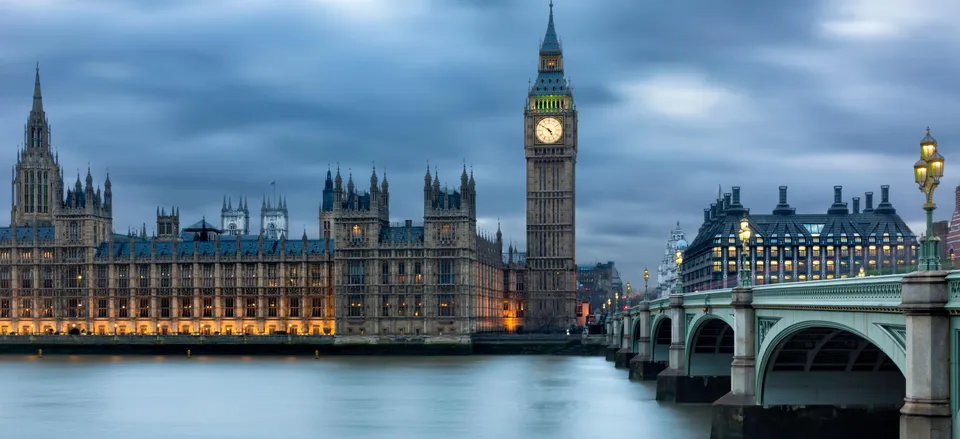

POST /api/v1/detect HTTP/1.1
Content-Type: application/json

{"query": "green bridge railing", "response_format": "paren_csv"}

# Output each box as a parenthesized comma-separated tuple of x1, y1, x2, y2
(622, 270, 960, 315)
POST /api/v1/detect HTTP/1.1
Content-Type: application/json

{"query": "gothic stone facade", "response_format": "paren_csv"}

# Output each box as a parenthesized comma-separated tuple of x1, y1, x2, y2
(0, 5, 579, 335)
(0, 68, 521, 336)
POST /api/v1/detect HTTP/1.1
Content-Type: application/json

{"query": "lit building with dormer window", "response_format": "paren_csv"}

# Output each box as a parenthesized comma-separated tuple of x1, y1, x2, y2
(681, 185, 918, 292)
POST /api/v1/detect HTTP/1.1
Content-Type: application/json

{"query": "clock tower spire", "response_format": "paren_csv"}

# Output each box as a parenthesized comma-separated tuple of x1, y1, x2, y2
(523, 2, 577, 332)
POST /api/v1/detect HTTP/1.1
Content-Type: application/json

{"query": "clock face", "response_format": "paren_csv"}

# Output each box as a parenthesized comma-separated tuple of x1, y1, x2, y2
(536, 117, 563, 144)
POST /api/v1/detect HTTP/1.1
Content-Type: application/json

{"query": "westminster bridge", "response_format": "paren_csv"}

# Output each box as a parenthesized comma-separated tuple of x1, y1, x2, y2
(603, 270, 956, 439)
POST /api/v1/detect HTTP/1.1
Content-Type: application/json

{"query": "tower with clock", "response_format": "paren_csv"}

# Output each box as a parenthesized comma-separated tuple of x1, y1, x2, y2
(523, 1, 578, 332)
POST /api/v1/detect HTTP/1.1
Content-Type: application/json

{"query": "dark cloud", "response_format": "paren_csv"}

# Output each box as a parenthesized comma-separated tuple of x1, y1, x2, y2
(0, 0, 956, 284)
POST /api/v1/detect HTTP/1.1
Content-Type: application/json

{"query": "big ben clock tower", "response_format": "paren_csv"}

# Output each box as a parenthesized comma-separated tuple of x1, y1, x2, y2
(524, 1, 577, 332)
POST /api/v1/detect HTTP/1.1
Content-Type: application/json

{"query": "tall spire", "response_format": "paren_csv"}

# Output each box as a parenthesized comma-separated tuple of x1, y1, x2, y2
(540, 1, 561, 55)
(32, 63, 43, 114)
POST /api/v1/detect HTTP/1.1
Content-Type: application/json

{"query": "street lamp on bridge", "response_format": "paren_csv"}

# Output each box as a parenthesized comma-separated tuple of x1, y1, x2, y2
(913, 127, 945, 271)
(738, 216, 752, 287)
(673, 249, 683, 295)
(643, 268, 649, 300)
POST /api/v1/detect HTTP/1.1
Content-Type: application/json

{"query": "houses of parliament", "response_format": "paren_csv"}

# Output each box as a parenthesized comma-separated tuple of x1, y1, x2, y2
(0, 4, 578, 336)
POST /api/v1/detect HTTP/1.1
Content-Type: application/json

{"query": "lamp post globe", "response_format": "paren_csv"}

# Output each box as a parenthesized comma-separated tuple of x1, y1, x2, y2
(643, 269, 649, 300)
(738, 217, 752, 287)
(673, 238, 688, 295)
(917, 127, 945, 271)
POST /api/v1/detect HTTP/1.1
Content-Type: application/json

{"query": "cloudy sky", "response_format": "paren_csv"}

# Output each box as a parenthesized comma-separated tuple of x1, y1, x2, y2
(1, 0, 958, 287)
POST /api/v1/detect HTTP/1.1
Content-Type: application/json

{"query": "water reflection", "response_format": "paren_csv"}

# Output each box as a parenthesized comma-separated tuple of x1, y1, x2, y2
(0, 355, 711, 439)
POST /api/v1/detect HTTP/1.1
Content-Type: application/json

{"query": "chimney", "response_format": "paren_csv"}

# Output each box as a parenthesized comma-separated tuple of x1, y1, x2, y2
(875, 185, 896, 214)
(710, 203, 718, 219)
(828, 185, 849, 214)
(732, 186, 741, 206)
(853, 197, 861, 214)
(864, 192, 874, 212)
(703, 208, 710, 223)
(955, 186, 960, 212)
(773, 185, 795, 215)
(723, 193, 731, 210)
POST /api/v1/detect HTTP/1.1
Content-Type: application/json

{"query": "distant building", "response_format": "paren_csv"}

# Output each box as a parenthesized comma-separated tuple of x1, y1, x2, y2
(577, 262, 622, 311)
(682, 185, 918, 292)
(260, 195, 288, 240)
(941, 186, 960, 267)
(933, 220, 949, 264)
(655, 221, 686, 298)
(575, 301, 589, 327)
(220, 197, 249, 236)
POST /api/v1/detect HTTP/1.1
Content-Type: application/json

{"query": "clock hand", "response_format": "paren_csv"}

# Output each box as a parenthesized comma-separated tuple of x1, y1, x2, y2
(545, 127, 553, 135)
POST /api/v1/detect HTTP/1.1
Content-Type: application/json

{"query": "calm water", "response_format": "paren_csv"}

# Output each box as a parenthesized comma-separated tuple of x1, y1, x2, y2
(0, 355, 711, 439)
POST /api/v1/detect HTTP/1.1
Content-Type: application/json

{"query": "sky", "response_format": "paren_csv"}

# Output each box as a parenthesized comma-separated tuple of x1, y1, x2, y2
(1, 0, 959, 288)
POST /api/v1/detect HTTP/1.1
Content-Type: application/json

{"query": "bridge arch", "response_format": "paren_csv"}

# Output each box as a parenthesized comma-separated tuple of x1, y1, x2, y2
(630, 318, 645, 353)
(650, 314, 671, 363)
(616, 321, 624, 347)
(756, 320, 905, 406)
(684, 315, 734, 376)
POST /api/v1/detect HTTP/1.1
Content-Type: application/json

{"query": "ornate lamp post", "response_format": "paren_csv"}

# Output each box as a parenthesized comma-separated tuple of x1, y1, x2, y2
(643, 268, 649, 300)
(673, 249, 684, 294)
(950, 248, 955, 270)
(913, 127, 946, 271)
(738, 217, 752, 287)
(624, 283, 631, 307)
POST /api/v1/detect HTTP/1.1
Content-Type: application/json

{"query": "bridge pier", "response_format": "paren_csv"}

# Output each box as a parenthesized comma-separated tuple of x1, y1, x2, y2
(628, 303, 664, 380)
(614, 311, 635, 368)
(899, 271, 951, 439)
(605, 314, 621, 362)
(656, 293, 717, 402)
(711, 405, 900, 439)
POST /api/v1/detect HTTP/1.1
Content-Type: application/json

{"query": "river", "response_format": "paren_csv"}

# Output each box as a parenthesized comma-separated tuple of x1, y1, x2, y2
(0, 355, 711, 439)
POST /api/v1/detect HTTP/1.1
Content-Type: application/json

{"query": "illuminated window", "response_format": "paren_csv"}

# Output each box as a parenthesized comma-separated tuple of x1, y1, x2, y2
(348, 295, 364, 317)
